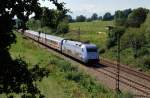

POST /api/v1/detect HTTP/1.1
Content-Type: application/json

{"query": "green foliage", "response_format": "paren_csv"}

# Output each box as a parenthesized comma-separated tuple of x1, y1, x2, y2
(126, 7, 149, 27)
(27, 6, 69, 33)
(140, 55, 150, 69)
(66, 15, 74, 23)
(114, 9, 132, 26)
(26, 19, 41, 30)
(26, 19, 53, 34)
(107, 27, 125, 49)
(141, 13, 150, 44)
(40, 8, 60, 29)
(56, 20, 69, 34)
(99, 48, 105, 54)
(91, 13, 98, 21)
(76, 15, 86, 22)
(121, 28, 146, 57)
(114, 11, 127, 26)
(103, 12, 113, 21)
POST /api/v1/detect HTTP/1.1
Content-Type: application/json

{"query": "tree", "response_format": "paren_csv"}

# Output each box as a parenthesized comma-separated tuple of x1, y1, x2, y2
(40, 8, 59, 29)
(107, 27, 125, 49)
(121, 28, 146, 57)
(91, 13, 98, 20)
(30, 2, 69, 32)
(114, 9, 132, 26)
(103, 12, 113, 21)
(98, 16, 102, 20)
(126, 7, 149, 27)
(66, 15, 73, 23)
(114, 10, 126, 26)
(123, 9, 132, 18)
(56, 19, 69, 34)
(76, 15, 86, 22)
(0, 0, 65, 97)
(142, 13, 150, 44)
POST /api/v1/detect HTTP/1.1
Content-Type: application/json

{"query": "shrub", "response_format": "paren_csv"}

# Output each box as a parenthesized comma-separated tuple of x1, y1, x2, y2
(139, 55, 150, 69)
(26, 19, 41, 30)
(56, 20, 69, 34)
(121, 28, 146, 57)
(126, 8, 149, 27)
(141, 13, 150, 44)
(76, 15, 86, 22)
(99, 48, 105, 54)
(137, 47, 149, 57)
(107, 27, 125, 49)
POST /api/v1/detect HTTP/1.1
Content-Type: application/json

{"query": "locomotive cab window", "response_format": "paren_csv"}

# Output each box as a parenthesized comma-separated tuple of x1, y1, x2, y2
(86, 48, 97, 52)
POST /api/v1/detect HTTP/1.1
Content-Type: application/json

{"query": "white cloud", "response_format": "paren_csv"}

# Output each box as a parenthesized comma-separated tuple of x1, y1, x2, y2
(39, 0, 56, 9)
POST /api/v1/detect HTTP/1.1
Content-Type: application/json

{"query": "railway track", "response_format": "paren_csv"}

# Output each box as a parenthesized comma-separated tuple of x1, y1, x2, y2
(101, 59, 150, 82)
(22, 33, 150, 97)
(98, 59, 150, 97)
(93, 67, 149, 98)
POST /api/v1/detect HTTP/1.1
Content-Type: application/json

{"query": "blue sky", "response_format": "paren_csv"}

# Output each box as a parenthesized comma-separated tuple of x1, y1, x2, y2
(39, 0, 150, 18)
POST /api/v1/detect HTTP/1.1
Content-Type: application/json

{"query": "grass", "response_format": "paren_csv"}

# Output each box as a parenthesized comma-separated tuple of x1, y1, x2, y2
(0, 32, 133, 98)
(69, 21, 114, 33)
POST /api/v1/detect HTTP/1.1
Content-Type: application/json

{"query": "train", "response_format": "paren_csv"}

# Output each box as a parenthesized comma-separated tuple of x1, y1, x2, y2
(22, 30, 99, 64)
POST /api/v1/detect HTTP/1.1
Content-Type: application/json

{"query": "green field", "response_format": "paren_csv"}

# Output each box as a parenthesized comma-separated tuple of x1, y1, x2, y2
(0, 32, 132, 98)
(69, 21, 114, 33)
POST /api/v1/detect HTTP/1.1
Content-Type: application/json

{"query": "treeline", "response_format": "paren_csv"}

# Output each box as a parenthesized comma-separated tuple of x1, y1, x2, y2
(17, 7, 70, 34)
(106, 7, 150, 69)
(67, 12, 114, 22)
(69, 8, 149, 24)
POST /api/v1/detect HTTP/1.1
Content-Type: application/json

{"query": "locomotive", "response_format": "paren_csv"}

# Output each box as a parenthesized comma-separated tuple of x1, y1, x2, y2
(24, 30, 99, 64)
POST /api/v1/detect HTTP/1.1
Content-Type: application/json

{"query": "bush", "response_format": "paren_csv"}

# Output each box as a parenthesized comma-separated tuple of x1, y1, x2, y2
(137, 47, 149, 57)
(107, 27, 125, 49)
(99, 48, 105, 54)
(121, 28, 146, 57)
(126, 8, 149, 27)
(56, 21, 69, 34)
(26, 19, 41, 30)
(141, 13, 150, 44)
(139, 55, 150, 69)
(76, 15, 86, 22)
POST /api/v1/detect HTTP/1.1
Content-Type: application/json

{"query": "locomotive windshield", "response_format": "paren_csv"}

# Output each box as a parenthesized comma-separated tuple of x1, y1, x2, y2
(86, 48, 97, 52)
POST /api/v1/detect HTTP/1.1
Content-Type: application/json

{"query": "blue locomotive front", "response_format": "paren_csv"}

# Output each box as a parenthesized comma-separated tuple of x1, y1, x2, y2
(81, 44, 99, 63)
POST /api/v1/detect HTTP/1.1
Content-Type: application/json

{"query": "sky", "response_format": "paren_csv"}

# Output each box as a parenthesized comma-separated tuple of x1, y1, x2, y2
(39, 0, 150, 18)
